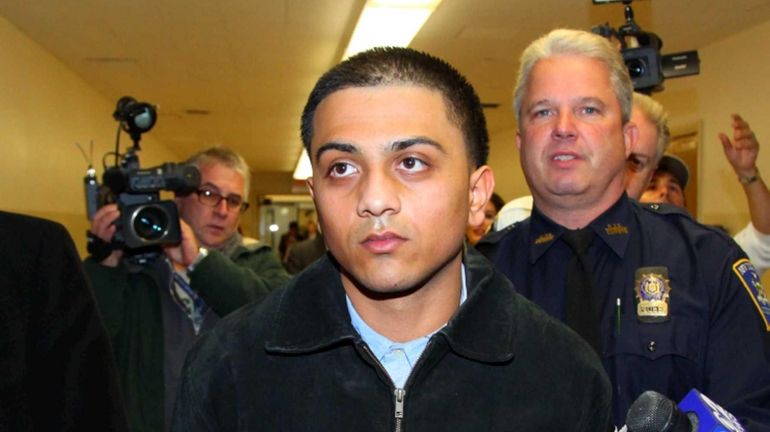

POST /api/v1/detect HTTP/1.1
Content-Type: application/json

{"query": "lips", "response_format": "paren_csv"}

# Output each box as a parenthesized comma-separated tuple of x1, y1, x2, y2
(550, 151, 581, 166)
(361, 231, 406, 254)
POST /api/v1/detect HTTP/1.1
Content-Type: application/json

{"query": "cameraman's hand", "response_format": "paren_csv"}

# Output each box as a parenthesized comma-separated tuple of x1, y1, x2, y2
(164, 219, 200, 270)
(90, 204, 123, 267)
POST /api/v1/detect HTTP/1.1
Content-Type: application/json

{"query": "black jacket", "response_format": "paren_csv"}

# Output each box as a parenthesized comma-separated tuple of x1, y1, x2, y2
(173, 248, 612, 431)
(0, 211, 128, 431)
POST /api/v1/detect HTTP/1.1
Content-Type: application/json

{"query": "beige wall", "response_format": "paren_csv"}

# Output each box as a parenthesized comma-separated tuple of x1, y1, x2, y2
(1, 15, 180, 255)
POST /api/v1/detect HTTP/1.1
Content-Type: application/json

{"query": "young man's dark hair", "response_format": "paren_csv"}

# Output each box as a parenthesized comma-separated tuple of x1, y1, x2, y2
(300, 47, 489, 168)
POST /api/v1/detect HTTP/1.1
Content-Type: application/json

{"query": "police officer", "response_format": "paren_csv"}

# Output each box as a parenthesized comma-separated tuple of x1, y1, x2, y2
(478, 29, 770, 429)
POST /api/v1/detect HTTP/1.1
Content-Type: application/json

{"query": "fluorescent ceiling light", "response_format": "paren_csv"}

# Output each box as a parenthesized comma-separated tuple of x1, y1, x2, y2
(343, 0, 443, 59)
(293, 0, 442, 180)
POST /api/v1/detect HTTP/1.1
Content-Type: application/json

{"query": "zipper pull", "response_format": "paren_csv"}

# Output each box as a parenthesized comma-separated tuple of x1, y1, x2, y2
(394, 388, 405, 420)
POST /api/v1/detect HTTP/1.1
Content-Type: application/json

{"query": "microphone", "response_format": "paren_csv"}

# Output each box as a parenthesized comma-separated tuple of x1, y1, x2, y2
(626, 391, 692, 432)
(625, 390, 745, 432)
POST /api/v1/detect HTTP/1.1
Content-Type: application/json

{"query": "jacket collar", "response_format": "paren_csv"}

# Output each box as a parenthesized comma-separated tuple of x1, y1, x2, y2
(265, 248, 516, 363)
(527, 194, 632, 263)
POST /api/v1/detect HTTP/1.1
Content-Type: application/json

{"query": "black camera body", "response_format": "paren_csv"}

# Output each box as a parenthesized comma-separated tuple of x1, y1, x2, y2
(84, 96, 201, 263)
(94, 156, 200, 250)
(592, 0, 700, 93)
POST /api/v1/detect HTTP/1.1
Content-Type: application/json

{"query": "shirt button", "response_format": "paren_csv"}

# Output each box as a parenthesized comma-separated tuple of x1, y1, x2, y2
(647, 341, 657, 352)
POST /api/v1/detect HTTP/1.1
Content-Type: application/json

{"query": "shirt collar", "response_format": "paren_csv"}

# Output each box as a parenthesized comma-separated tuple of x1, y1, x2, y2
(528, 194, 632, 263)
(346, 264, 468, 362)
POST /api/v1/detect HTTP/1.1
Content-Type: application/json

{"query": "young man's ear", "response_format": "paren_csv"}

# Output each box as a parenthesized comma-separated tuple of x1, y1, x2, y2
(468, 165, 495, 227)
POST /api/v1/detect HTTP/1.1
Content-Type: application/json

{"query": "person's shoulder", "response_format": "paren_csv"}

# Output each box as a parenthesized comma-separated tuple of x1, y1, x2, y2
(0, 210, 67, 236)
(635, 201, 737, 244)
(475, 219, 528, 257)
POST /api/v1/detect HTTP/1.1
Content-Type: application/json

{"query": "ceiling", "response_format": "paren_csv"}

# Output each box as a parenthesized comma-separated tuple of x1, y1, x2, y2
(2, 0, 770, 174)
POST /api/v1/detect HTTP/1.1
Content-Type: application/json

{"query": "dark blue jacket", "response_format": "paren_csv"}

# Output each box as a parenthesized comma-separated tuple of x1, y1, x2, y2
(478, 195, 770, 430)
(172, 248, 612, 431)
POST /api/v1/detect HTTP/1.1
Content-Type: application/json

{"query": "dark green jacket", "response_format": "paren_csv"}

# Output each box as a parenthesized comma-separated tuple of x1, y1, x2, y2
(84, 241, 290, 432)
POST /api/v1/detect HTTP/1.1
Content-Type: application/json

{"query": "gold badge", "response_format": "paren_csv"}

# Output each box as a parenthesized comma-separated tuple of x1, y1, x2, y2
(634, 266, 671, 323)
(534, 232, 554, 245)
(605, 223, 629, 235)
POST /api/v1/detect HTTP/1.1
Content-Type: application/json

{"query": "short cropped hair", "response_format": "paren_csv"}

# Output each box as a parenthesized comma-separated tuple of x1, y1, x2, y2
(184, 147, 251, 197)
(300, 47, 489, 167)
(633, 92, 670, 162)
(513, 29, 634, 125)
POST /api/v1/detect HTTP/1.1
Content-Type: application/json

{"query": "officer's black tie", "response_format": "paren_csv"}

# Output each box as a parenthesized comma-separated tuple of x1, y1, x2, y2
(562, 227, 602, 355)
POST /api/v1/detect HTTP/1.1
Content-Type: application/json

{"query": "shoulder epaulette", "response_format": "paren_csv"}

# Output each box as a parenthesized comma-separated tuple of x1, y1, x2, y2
(638, 202, 691, 217)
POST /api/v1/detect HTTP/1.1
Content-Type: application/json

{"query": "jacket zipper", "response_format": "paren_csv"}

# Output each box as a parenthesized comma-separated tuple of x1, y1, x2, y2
(394, 388, 405, 432)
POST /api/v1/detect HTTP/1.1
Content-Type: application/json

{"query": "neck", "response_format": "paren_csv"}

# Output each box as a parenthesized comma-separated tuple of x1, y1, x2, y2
(535, 185, 625, 230)
(343, 256, 463, 343)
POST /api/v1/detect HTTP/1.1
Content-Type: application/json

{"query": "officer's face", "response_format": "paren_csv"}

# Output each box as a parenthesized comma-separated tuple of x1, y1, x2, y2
(177, 162, 245, 249)
(307, 85, 493, 295)
(625, 108, 659, 200)
(517, 55, 635, 217)
(639, 170, 685, 208)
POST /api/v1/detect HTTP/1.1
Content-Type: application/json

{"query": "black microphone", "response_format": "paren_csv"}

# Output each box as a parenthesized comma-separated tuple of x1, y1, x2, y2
(626, 390, 746, 432)
(626, 391, 694, 432)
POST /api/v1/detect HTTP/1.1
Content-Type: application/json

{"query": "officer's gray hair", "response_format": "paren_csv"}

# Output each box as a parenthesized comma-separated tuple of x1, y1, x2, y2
(513, 28, 633, 126)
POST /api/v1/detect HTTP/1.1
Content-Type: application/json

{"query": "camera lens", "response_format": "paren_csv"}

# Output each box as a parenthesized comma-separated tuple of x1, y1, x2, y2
(132, 205, 168, 241)
(626, 59, 647, 79)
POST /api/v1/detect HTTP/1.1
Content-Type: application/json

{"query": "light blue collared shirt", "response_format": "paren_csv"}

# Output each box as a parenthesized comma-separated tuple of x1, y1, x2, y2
(346, 264, 468, 389)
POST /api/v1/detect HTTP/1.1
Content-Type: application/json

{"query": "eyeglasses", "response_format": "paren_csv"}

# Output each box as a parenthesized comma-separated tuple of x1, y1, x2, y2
(195, 189, 249, 213)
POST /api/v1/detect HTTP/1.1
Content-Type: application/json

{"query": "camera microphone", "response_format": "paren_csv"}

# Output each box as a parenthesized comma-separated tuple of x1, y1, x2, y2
(84, 167, 99, 220)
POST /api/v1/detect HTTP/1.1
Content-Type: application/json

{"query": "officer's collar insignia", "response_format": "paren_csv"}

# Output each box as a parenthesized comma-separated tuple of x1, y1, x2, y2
(733, 259, 770, 331)
(634, 266, 671, 323)
(605, 223, 629, 235)
(534, 232, 554, 245)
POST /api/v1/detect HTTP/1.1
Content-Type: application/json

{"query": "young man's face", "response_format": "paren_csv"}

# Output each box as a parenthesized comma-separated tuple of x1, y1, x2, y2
(517, 54, 634, 212)
(625, 108, 660, 200)
(307, 85, 492, 295)
(176, 162, 245, 249)
(639, 170, 685, 208)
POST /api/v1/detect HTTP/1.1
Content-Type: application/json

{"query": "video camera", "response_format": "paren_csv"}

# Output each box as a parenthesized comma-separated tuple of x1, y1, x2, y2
(592, 0, 700, 93)
(85, 96, 200, 264)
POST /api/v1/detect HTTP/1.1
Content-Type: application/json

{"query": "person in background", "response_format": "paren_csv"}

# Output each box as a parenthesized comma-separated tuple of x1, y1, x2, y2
(279, 221, 302, 262)
(638, 115, 770, 275)
(721, 115, 770, 275)
(85, 147, 290, 431)
(0, 211, 128, 431)
(284, 224, 326, 274)
(173, 46, 612, 431)
(479, 28, 770, 428)
(639, 154, 688, 208)
(465, 192, 504, 245)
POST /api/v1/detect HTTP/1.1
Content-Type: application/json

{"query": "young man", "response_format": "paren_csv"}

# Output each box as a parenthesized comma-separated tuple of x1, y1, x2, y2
(479, 29, 770, 429)
(85, 147, 290, 431)
(173, 47, 612, 431)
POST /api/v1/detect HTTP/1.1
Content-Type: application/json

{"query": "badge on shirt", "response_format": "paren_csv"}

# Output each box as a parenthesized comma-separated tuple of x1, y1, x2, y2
(732, 258, 770, 331)
(634, 266, 671, 323)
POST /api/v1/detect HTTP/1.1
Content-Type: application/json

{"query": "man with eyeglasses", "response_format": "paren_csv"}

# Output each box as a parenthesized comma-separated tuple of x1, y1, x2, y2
(84, 147, 290, 432)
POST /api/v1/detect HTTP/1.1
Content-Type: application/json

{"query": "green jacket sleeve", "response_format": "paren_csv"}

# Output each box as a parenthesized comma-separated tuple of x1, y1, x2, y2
(188, 246, 290, 316)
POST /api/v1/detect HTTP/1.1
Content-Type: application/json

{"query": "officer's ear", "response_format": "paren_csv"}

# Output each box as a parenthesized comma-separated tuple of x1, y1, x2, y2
(623, 121, 638, 159)
(468, 165, 495, 227)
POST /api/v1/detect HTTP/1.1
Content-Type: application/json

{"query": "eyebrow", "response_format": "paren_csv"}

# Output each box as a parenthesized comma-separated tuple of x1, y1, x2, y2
(314, 136, 445, 163)
(314, 142, 358, 164)
(200, 182, 242, 198)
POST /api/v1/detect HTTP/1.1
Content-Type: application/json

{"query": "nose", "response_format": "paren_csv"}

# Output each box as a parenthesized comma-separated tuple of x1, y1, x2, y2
(552, 111, 577, 140)
(356, 169, 400, 218)
(213, 197, 230, 216)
